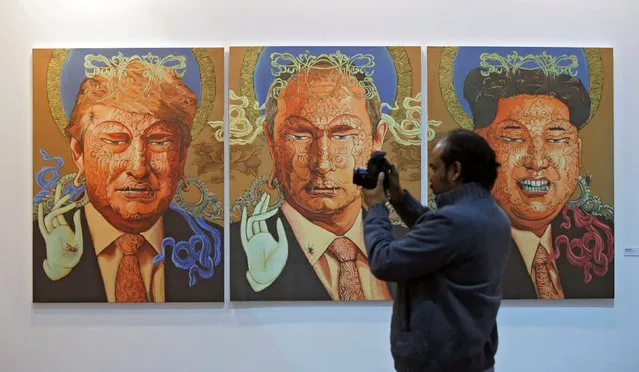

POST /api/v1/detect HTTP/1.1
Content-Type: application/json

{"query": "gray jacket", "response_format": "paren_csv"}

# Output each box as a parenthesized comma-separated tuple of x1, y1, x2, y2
(364, 182, 511, 372)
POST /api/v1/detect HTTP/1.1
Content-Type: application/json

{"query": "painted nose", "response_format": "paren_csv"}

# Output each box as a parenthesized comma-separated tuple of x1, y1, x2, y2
(311, 134, 335, 174)
(523, 139, 549, 170)
(127, 141, 150, 179)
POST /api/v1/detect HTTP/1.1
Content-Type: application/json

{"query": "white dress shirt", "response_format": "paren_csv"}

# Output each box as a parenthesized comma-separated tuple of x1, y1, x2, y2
(280, 201, 391, 300)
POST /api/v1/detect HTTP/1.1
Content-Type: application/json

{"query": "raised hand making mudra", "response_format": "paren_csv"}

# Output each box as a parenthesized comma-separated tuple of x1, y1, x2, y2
(37, 182, 84, 281)
(240, 193, 288, 291)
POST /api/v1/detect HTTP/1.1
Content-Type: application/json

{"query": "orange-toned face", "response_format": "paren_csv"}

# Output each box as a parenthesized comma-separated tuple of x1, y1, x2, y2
(71, 104, 186, 233)
(476, 95, 582, 233)
(265, 68, 387, 219)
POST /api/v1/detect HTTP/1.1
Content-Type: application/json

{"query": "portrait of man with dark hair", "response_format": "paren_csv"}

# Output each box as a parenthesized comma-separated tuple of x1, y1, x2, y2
(428, 47, 614, 300)
(227, 47, 423, 301)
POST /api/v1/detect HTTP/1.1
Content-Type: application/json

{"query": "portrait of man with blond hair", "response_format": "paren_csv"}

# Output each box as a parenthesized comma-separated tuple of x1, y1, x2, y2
(32, 48, 224, 303)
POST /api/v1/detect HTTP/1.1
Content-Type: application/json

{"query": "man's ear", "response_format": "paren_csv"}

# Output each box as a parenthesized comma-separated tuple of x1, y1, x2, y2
(70, 137, 84, 187)
(373, 120, 388, 151)
(578, 136, 582, 168)
(263, 121, 278, 188)
(449, 161, 462, 182)
(263, 121, 275, 151)
(178, 141, 189, 181)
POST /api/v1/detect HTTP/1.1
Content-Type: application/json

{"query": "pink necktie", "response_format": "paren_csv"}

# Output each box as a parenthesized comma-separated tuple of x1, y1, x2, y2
(327, 237, 366, 301)
(533, 243, 564, 299)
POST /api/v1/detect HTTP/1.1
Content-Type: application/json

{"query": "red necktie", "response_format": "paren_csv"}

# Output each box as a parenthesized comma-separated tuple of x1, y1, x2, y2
(114, 234, 148, 303)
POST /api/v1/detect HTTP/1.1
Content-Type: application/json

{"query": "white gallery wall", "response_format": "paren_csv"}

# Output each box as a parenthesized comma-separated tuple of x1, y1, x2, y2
(1, 0, 638, 371)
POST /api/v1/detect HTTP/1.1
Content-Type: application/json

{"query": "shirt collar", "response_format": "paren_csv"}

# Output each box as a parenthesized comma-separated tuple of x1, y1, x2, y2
(83, 202, 164, 255)
(511, 224, 553, 275)
(280, 201, 366, 265)
(435, 182, 490, 208)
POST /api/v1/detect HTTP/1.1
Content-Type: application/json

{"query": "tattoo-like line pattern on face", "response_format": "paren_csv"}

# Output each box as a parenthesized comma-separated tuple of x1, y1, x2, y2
(80, 105, 184, 231)
(271, 69, 376, 216)
(483, 96, 580, 232)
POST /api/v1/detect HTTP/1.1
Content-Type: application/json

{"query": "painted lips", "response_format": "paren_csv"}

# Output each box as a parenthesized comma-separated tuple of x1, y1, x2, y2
(518, 179, 550, 194)
(117, 186, 157, 201)
(305, 181, 341, 196)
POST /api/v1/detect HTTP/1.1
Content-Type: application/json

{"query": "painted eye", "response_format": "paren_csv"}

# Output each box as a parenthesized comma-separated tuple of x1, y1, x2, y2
(501, 136, 524, 142)
(149, 140, 173, 146)
(285, 133, 311, 140)
(101, 138, 128, 145)
(334, 135, 349, 140)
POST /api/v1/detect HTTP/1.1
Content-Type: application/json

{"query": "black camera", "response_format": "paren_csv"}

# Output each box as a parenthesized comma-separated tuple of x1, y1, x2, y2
(353, 151, 391, 190)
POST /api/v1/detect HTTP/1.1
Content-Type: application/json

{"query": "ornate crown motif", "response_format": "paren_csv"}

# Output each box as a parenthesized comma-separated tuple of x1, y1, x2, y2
(478, 51, 579, 78)
(218, 49, 422, 148)
(83, 52, 187, 98)
(266, 50, 379, 101)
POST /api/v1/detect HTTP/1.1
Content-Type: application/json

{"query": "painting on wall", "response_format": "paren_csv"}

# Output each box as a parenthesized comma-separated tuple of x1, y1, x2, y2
(227, 46, 423, 301)
(427, 46, 614, 299)
(32, 48, 225, 303)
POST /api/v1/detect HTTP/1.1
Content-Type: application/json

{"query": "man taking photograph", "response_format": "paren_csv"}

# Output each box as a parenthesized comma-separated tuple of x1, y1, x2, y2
(362, 128, 512, 372)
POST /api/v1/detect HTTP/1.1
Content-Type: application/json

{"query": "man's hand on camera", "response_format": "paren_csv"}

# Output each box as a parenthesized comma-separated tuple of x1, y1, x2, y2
(388, 164, 404, 203)
(362, 172, 389, 208)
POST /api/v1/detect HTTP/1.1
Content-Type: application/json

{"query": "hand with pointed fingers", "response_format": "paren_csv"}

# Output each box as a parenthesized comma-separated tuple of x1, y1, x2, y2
(37, 183, 83, 280)
(240, 193, 288, 292)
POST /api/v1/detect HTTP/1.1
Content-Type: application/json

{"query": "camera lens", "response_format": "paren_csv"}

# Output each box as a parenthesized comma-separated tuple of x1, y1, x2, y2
(353, 167, 368, 186)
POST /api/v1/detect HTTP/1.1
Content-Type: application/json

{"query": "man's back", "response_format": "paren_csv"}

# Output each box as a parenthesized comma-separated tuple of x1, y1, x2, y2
(425, 184, 511, 364)
(364, 182, 511, 372)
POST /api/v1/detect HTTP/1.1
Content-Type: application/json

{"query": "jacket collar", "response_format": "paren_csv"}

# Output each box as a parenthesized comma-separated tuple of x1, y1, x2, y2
(435, 182, 491, 208)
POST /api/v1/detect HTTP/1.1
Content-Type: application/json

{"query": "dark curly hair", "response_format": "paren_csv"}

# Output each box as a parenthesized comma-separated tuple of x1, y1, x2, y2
(462, 68, 591, 130)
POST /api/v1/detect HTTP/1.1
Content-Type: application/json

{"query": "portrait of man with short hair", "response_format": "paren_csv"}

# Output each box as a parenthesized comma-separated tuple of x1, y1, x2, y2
(228, 46, 423, 301)
(427, 46, 614, 300)
(32, 48, 225, 303)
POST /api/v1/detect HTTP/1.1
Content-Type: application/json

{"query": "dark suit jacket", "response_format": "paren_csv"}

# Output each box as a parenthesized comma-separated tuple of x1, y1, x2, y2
(229, 207, 407, 301)
(33, 206, 224, 303)
(502, 207, 614, 299)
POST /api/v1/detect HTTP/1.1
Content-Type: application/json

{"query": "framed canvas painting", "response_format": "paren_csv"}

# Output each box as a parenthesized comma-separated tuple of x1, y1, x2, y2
(228, 46, 423, 301)
(427, 46, 614, 300)
(32, 48, 225, 303)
